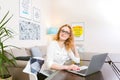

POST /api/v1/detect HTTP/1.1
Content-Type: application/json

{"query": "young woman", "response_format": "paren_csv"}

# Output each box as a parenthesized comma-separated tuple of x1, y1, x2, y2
(38, 24, 80, 80)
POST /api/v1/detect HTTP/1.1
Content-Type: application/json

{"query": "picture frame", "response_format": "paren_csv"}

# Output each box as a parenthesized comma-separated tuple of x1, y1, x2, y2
(19, 20, 40, 40)
(33, 7, 40, 22)
(71, 22, 85, 41)
(19, 0, 32, 19)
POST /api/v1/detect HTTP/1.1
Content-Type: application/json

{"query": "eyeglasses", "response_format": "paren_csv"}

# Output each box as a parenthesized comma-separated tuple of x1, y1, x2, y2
(60, 29, 70, 35)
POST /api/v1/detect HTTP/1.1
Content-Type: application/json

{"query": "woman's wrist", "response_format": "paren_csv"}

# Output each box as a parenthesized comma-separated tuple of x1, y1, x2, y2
(62, 65, 69, 70)
(63, 64, 80, 71)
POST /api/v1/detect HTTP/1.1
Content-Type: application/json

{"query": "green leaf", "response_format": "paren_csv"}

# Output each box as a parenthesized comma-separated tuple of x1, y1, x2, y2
(0, 11, 9, 25)
(0, 11, 13, 29)
(0, 11, 18, 77)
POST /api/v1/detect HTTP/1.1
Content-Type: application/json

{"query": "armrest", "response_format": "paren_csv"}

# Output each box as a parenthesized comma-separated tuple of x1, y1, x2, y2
(15, 60, 28, 68)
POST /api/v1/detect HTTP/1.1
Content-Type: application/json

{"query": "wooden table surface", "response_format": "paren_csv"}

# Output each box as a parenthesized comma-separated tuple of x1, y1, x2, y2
(46, 53, 120, 80)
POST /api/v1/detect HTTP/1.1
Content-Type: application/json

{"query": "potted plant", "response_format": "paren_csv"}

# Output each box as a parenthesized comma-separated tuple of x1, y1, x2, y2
(0, 11, 17, 80)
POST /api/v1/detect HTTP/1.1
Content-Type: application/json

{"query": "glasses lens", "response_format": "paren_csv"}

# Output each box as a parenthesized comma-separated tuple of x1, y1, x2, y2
(61, 30, 70, 35)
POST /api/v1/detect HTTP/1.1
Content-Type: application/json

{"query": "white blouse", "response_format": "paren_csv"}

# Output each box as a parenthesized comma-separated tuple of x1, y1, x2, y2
(40, 40, 80, 76)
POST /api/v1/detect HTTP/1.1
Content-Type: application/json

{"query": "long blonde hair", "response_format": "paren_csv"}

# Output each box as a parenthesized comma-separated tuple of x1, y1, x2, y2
(54, 24, 74, 51)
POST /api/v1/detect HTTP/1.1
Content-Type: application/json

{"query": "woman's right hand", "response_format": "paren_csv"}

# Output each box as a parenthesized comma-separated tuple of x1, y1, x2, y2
(67, 64, 80, 71)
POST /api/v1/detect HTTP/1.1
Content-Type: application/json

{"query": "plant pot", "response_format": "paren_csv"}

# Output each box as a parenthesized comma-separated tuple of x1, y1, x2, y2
(0, 76, 12, 80)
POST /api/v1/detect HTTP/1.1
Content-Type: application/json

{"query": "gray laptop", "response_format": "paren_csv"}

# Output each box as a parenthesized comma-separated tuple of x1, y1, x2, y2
(68, 53, 108, 76)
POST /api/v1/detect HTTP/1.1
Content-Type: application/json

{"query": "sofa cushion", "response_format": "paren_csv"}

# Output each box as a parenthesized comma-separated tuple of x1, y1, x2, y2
(11, 48, 31, 57)
(15, 60, 28, 67)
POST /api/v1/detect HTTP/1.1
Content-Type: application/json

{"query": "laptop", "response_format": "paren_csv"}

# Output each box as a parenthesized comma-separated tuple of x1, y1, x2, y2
(67, 53, 108, 76)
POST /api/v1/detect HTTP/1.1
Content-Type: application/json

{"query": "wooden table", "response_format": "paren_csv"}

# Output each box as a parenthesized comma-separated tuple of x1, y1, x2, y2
(46, 53, 120, 80)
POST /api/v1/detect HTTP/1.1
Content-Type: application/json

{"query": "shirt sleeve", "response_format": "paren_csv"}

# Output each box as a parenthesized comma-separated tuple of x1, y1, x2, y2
(68, 50, 80, 63)
(45, 41, 55, 69)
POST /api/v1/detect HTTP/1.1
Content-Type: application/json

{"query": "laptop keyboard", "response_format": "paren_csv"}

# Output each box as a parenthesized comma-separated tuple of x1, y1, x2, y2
(76, 69, 87, 74)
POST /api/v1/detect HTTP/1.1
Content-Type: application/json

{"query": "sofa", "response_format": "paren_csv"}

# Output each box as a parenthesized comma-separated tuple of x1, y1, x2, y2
(7, 44, 83, 80)
(7, 46, 47, 80)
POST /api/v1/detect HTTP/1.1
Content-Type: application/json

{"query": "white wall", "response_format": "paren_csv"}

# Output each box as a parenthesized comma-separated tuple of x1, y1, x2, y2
(50, 0, 120, 53)
(0, 0, 120, 53)
(0, 0, 51, 47)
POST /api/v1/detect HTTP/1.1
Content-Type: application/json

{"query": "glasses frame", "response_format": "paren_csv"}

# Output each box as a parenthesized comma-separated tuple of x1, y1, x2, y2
(60, 29, 71, 35)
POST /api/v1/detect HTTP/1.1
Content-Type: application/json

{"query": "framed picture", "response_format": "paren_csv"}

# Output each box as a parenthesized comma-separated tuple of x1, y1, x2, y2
(19, 20, 40, 40)
(33, 7, 40, 22)
(71, 22, 85, 41)
(47, 27, 58, 35)
(19, 0, 32, 19)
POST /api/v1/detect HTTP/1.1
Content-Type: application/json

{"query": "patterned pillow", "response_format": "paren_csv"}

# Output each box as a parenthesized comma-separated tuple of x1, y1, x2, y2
(30, 58, 44, 74)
